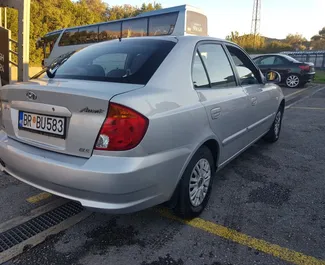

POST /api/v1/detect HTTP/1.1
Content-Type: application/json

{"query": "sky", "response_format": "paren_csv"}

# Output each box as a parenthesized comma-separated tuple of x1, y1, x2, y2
(104, 0, 325, 40)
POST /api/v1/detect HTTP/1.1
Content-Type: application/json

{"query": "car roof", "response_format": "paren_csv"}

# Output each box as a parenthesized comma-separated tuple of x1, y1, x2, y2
(105, 35, 236, 45)
(254, 53, 283, 57)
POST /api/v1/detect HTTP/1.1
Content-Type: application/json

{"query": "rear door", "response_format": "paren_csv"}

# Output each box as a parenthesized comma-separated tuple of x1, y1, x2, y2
(193, 42, 252, 164)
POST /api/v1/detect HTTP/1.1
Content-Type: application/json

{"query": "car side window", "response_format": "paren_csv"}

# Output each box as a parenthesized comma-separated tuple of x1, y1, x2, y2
(196, 44, 236, 88)
(192, 51, 210, 88)
(274, 56, 286, 65)
(258, 56, 276, 65)
(226, 45, 262, 85)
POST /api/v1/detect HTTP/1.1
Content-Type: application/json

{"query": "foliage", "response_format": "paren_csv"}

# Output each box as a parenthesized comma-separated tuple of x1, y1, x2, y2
(226, 31, 265, 51)
(107, 3, 162, 20)
(314, 71, 325, 84)
(311, 27, 325, 50)
(4, 0, 161, 66)
(226, 31, 319, 53)
(285, 33, 307, 50)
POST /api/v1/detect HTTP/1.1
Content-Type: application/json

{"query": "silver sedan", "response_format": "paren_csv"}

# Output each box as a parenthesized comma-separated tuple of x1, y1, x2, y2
(0, 36, 284, 217)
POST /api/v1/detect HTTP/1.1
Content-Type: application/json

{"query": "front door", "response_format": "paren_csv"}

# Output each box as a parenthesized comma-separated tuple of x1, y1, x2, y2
(255, 55, 288, 81)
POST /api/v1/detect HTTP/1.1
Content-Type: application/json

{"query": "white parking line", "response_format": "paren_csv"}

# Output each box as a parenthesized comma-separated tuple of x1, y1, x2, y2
(284, 88, 308, 99)
(286, 86, 325, 110)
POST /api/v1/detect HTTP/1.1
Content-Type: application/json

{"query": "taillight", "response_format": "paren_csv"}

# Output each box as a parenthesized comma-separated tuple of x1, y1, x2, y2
(95, 103, 149, 151)
(299, 65, 310, 71)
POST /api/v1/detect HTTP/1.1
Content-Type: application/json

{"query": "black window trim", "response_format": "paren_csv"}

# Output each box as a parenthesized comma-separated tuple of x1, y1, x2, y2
(224, 42, 263, 85)
(191, 40, 238, 90)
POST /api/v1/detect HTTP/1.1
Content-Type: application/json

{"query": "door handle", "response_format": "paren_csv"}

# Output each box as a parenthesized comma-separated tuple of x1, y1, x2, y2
(211, 107, 221, 119)
(251, 97, 257, 106)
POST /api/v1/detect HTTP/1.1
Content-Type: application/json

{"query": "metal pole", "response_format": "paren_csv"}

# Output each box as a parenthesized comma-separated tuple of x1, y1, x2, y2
(17, 0, 30, 82)
(4, 7, 6, 28)
(8, 29, 11, 83)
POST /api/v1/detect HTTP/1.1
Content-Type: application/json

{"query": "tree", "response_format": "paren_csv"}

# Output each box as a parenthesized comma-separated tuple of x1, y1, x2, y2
(82, 0, 108, 19)
(107, 4, 138, 20)
(285, 33, 307, 50)
(107, 3, 161, 20)
(139, 2, 162, 14)
(311, 27, 325, 50)
(226, 31, 265, 51)
(264, 41, 293, 53)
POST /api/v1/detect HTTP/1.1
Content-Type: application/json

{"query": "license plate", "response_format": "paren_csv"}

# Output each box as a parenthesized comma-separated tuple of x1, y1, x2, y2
(18, 111, 66, 138)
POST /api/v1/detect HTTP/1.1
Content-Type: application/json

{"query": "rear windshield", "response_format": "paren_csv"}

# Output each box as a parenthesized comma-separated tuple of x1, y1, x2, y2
(53, 38, 176, 84)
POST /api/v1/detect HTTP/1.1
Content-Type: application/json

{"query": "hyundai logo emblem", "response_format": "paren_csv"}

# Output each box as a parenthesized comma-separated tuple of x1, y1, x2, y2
(26, 91, 37, 100)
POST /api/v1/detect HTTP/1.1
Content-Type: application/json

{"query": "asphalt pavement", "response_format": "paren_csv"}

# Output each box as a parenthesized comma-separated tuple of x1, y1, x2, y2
(1, 84, 325, 265)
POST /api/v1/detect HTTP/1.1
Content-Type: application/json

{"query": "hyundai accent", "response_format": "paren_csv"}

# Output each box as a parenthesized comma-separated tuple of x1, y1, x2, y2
(0, 36, 284, 217)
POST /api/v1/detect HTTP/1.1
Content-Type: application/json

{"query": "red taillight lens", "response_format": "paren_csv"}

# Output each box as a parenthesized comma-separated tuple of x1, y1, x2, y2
(95, 103, 149, 151)
(299, 65, 310, 71)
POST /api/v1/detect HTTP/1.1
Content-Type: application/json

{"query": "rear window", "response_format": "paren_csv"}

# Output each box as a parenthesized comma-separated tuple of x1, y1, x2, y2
(148, 13, 178, 36)
(281, 54, 300, 63)
(186, 11, 208, 36)
(54, 38, 176, 84)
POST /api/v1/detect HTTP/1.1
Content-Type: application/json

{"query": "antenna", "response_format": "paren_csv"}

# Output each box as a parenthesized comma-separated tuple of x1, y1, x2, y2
(251, 0, 261, 48)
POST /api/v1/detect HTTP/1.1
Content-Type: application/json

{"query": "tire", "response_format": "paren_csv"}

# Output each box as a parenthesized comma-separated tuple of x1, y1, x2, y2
(299, 81, 307, 88)
(174, 146, 215, 218)
(285, 74, 300, 88)
(263, 107, 283, 143)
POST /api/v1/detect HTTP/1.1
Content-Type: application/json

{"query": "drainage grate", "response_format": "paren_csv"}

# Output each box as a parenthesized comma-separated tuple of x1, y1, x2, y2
(0, 201, 84, 253)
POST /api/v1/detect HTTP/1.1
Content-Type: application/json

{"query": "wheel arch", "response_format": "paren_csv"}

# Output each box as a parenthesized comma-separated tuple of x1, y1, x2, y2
(280, 98, 285, 111)
(167, 136, 221, 207)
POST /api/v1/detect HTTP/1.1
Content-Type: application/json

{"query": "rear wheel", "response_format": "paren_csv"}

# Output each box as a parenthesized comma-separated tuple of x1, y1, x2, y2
(174, 146, 215, 218)
(285, 74, 300, 88)
(263, 107, 283, 143)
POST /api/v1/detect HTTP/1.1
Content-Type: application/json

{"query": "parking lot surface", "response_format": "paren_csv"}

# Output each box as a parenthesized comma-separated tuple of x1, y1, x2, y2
(1, 84, 325, 265)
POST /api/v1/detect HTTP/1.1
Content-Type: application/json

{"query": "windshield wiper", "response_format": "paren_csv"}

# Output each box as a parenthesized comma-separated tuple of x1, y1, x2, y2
(46, 57, 69, 79)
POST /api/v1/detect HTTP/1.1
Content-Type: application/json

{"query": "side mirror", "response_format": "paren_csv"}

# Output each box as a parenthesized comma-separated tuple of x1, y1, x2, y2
(265, 70, 281, 84)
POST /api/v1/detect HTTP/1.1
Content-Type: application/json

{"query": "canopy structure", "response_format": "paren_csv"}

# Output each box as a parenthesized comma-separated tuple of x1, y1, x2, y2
(0, 0, 30, 82)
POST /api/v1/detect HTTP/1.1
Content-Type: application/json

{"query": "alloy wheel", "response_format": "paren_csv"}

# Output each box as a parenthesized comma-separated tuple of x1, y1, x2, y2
(274, 111, 282, 137)
(189, 158, 211, 207)
(286, 75, 299, 88)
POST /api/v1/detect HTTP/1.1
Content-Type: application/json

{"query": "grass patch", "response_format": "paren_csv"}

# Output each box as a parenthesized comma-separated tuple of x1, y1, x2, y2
(314, 71, 325, 84)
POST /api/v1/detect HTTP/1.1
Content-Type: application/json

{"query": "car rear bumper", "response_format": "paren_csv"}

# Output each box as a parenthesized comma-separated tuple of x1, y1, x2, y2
(301, 72, 315, 82)
(0, 131, 189, 213)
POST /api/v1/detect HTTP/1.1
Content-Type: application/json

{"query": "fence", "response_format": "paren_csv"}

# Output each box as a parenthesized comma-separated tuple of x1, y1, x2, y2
(281, 51, 325, 70)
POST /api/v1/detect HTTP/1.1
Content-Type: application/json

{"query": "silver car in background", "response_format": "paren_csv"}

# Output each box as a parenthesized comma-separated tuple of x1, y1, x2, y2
(0, 36, 284, 217)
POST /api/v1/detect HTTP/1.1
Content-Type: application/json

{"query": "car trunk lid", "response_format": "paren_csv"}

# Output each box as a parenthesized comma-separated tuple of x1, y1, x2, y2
(0, 79, 143, 158)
